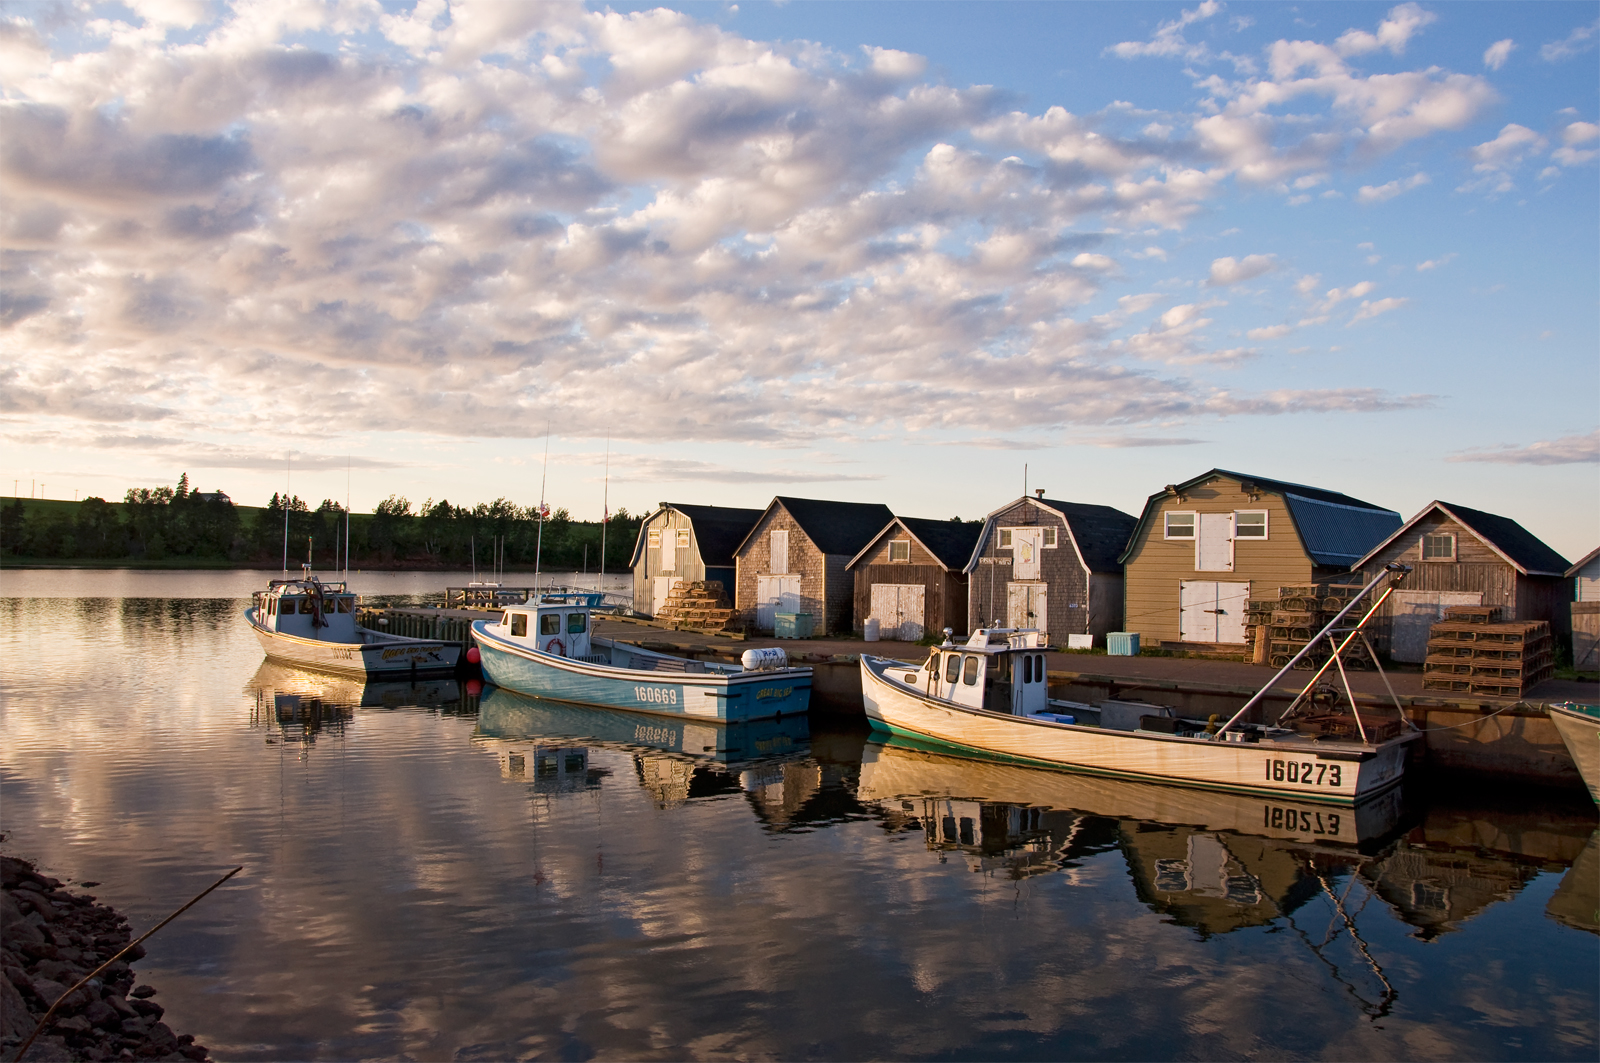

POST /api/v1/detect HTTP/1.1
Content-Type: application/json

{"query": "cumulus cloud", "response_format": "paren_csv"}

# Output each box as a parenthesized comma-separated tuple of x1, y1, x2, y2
(1448, 429, 1600, 465)
(1541, 19, 1599, 62)
(1356, 172, 1430, 203)
(1335, 3, 1436, 57)
(1246, 324, 1293, 340)
(0, 1, 1456, 460)
(1482, 39, 1515, 70)
(1107, 1, 1223, 62)
(1458, 123, 1548, 192)
(1348, 296, 1409, 323)
(1206, 253, 1276, 286)
(1552, 121, 1600, 167)
(1415, 253, 1456, 271)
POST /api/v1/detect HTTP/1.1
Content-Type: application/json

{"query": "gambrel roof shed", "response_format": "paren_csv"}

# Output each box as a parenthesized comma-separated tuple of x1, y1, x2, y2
(967, 497, 1138, 576)
(1119, 468, 1399, 570)
(1353, 501, 1571, 576)
(628, 502, 766, 570)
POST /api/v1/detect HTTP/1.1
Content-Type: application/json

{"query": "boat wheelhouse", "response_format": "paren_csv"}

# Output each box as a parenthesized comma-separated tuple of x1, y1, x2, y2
(472, 598, 812, 722)
(246, 572, 460, 678)
(861, 567, 1422, 805)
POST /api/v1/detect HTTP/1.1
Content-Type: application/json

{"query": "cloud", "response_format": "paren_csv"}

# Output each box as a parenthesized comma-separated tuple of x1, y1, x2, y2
(1081, 435, 1207, 448)
(1348, 296, 1408, 323)
(1246, 324, 1293, 340)
(1206, 253, 1276, 286)
(1335, 3, 1436, 57)
(1356, 172, 1430, 203)
(1415, 253, 1456, 271)
(1107, 1, 1223, 62)
(1482, 39, 1515, 70)
(1541, 19, 1600, 62)
(1457, 123, 1548, 192)
(1552, 121, 1600, 167)
(1447, 429, 1600, 465)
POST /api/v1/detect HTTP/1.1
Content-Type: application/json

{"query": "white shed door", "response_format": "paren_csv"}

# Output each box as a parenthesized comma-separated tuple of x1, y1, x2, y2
(871, 584, 926, 641)
(756, 575, 800, 632)
(769, 529, 789, 575)
(1007, 583, 1047, 634)
(651, 576, 675, 617)
(658, 522, 675, 571)
(1013, 528, 1043, 580)
(1389, 590, 1483, 663)
(1195, 513, 1235, 572)
(1180, 581, 1250, 643)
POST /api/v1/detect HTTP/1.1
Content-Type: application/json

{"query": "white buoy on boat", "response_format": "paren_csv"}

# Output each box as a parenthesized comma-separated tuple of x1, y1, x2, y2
(740, 647, 788, 672)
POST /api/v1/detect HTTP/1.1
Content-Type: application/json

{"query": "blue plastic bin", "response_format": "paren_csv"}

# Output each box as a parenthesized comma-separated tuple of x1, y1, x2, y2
(1107, 632, 1140, 656)
(774, 612, 814, 639)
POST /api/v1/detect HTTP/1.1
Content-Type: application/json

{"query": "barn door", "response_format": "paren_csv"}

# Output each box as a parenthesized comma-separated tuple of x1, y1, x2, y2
(1013, 528, 1043, 579)
(777, 576, 800, 613)
(872, 584, 927, 640)
(651, 576, 675, 617)
(755, 575, 780, 632)
(1389, 590, 1483, 663)
(900, 584, 926, 641)
(1181, 581, 1250, 643)
(1007, 583, 1047, 633)
(1195, 513, 1235, 572)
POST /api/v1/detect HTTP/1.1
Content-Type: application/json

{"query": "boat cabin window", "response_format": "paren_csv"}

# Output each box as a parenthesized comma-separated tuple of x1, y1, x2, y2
(962, 656, 979, 685)
(1021, 655, 1032, 683)
(511, 613, 528, 637)
(282, 599, 298, 615)
(335, 597, 351, 613)
(567, 612, 587, 634)
(924, 655, 937, 672)
(944, 653, 961, 683)
(540, 613, 561, 636)
(266, 599, 276, 616)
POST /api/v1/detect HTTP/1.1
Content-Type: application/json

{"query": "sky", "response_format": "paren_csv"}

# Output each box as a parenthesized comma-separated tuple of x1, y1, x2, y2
(1, 0, 1596, 558)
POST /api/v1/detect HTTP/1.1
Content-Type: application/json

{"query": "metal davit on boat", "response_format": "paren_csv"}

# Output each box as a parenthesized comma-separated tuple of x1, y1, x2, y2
(860, 564, 1422, 804)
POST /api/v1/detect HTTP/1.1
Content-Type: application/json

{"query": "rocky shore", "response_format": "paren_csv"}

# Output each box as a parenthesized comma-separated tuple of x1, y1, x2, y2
(1, 855, 210, 1063)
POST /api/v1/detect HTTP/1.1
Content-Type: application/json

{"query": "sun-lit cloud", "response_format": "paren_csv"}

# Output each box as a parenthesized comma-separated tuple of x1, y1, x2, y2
(1482, 39, 1515, 70)
(1448, 429, 1600, 465)
(1357, 172, 1430, 203)
(1206, 253, 1276, 286)
(1540, 19, 1600, 62)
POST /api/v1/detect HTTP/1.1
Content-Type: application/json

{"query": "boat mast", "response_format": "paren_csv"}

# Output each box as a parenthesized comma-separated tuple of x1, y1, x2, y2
(344, 456, 351, 578)
(600, 432, 610, 587)
(282, 451, 290, 574)
(533, 425, 550, 594)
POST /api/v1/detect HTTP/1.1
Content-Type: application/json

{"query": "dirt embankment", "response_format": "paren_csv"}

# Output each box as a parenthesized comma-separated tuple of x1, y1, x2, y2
(1, 855, 210, 1062)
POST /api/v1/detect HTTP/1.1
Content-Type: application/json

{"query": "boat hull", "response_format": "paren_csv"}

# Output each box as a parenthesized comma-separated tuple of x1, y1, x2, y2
(247, 609, 460, 678)
(860, 655, 1415, 805)
(1549, 703, 1600, 803)
(473, 622, 811, 722)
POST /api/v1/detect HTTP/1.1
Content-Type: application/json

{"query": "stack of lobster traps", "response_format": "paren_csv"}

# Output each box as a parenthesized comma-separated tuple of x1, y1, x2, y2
(653, 580, 736, 633)
(1246, 582, 1371, 669)
(1422, 606, 1554, 697)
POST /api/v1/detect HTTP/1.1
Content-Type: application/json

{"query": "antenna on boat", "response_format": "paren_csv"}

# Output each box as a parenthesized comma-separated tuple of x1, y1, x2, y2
(282, 451, 291, 574)
(471, 535, 476, 583)
(600, 432, 610, 590)
(344, 456, 351, 579)
(534, 423, 550, 595)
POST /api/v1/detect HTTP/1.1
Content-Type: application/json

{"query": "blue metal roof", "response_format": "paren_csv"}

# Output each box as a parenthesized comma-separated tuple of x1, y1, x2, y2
(1281, 493, 1403, 569)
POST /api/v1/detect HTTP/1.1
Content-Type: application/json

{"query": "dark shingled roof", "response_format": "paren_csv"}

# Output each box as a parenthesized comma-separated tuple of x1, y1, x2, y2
(1119, 469, 1400, 568)
(1357, 501, 1571, 576)
(666, 503, 765, 567)
(766, 496, 896, 557)
(895, 517, 985, 570)
(1037, 499, 1139, 574)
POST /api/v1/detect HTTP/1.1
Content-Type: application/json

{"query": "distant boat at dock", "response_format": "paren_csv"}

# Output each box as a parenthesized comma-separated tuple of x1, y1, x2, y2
(247, 570, 461, 678)
(472, 595, 811, 722)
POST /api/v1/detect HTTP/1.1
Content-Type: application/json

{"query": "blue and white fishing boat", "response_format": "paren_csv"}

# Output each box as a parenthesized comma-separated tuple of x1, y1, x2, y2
(472, 596, 812, 721)
(247, 570, 460, 678)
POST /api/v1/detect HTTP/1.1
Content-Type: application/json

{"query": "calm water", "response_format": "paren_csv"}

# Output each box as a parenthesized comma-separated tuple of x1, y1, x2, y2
(1, 571, 1595, 1061)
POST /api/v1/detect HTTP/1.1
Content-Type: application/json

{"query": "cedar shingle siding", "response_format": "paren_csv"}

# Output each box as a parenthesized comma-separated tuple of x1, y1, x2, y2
(733, 497, 893, 636)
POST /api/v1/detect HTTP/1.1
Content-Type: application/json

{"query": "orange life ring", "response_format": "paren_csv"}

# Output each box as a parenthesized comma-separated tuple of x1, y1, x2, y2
(547, 638, 566, 657)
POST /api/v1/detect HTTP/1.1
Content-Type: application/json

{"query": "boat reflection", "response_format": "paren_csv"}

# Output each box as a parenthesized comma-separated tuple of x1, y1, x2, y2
(246, 661, 469, 745)
(476, 685, 812, 809)
(1547, 828, 1599, 934)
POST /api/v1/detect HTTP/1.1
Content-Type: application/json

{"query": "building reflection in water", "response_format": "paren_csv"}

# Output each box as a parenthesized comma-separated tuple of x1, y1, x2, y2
(245, 660, 473, 750)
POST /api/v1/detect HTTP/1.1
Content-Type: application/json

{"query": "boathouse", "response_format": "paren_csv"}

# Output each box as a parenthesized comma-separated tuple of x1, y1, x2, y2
(963, 493, 1138, 643)
(1351, 501, 1573, 662)
(1119, 470, 1401, 649)
(846, 517, 984, 641)
(629, 503, 765, 617)
(733, 497, 894, 636)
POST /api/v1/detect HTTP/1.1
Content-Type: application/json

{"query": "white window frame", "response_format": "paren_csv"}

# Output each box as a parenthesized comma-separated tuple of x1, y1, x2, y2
(1041, 526, 1058, 548)
(647, 529, 661, 548)
(676, 529, 691, 548)
(1421, 532, 1457, 562)
(1164, 511, 1197, 540)
(770, 529, 789, 574)
(1233, 510, 1269, 540)
(888, 539, 911, 562)
(997, 528, 1013, 549)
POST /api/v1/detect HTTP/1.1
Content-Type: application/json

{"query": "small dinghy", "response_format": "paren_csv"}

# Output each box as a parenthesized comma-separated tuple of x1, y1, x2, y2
(246, 569, 461, 678)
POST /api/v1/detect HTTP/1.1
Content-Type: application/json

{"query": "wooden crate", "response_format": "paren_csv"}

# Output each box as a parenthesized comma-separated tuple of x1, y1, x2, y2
(1441, 605, 1503, 625)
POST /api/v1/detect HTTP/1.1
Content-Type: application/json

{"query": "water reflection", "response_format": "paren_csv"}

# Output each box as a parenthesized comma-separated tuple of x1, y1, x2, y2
(246, 661, 473, 746)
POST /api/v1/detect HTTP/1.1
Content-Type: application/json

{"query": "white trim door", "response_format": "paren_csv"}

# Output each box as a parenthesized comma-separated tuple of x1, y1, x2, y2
(651, 576, 675, 617)
(1007, 583, 1048, 634)
(1389, 590, 1483, 663)
(1195, 513, 1235, 572)
(756, 575, 800, 632)
(1180, 581, 1250, 643)
(769, 529, 789, 575)
(1013, 528, 1043, 580)
(871, 583, 926, 641)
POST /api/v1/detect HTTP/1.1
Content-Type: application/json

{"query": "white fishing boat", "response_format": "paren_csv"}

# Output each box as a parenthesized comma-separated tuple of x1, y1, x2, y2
(246, 569, 461, 678)
(1548, 702, 1599, 802)
(860, 564, 1422, 805)
(472, 596, 812, 722)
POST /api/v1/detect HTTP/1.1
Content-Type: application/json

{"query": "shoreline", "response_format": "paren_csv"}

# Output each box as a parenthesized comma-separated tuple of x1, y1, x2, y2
(1, 854, 210, 1063)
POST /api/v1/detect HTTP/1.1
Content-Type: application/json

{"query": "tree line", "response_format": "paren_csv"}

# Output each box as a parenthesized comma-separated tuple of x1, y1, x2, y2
(0, 474, 641, 570)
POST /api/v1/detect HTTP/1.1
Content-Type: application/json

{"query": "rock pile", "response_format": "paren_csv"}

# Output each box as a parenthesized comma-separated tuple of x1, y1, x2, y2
(1, 855, 210, 1062)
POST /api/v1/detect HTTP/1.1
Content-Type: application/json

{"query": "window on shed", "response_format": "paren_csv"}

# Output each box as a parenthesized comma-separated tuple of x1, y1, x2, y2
(889, 539, 911, 562)
(1422, 533, 1456, 561)
(540, 613, 561, 635)
(511, 613, 528, 637)
(647, 530, 661, 548)
(998, 528, 1013, 548)
(1165, 512, 1196, 539)
(1235, 511, 1268, 539)
(676, 529, 691, 548)
(1041, 527, 1057, 547)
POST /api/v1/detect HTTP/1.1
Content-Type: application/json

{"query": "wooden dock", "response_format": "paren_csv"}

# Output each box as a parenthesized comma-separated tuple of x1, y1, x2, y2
(357, 607, 485, 652)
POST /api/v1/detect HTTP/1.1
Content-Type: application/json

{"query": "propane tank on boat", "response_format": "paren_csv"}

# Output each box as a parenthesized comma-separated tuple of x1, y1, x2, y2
(740, 647, 788, 672)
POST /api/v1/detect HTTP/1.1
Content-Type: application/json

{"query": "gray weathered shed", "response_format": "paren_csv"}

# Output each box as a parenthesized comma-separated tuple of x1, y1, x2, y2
(630, 503, 764, 616)
(733, 497, 894, 636)
(847, 517, 984, 640)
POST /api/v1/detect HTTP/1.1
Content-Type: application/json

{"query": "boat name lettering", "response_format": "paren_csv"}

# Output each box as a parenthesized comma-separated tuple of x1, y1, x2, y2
(1265, 759, 1341, 787)
(381, 648, 420, 661)
(755, 687, 793, 700)
(1263, 805, 1341, 835)
(634, 724, 678, 746)
(634, 686, 678, 706)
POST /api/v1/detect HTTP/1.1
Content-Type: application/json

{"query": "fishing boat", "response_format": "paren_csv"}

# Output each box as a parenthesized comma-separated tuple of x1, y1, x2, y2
(246, 569, 461, 678)
(859, 564, 1422, 805)
(471, 596, 812, 722)
(1548, 702, 1599, 802)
